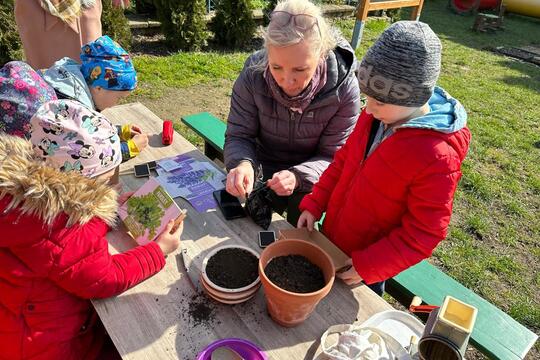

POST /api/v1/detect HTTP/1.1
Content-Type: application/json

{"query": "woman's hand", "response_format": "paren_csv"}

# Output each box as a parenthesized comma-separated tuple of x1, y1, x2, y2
(226, 161, 254, 197)
(297, 210, 316, 231)
(155, 219, 183, 256)
(267, 170, 297, 196)
(336, 259, 363, 285)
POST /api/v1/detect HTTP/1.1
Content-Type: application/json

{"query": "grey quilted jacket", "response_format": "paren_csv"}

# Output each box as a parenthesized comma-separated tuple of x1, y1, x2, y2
(224, 41, 360, 192)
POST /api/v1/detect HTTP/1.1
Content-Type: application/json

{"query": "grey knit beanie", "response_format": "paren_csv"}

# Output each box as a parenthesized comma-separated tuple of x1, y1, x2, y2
(358, 21, 442, 107)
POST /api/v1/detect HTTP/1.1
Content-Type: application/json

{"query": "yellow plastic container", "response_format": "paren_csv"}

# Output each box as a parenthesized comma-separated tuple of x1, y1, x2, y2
(419, 296, 478, 360)
(434, 296, 478, 348)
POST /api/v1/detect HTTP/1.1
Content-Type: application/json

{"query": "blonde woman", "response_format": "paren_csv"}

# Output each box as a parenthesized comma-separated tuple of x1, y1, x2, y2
(14, 0, 129, 69)
(224, 0, 360, 225)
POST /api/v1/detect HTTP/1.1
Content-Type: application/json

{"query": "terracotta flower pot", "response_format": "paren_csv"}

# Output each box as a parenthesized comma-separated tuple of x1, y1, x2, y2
(200, 275, 261, 304)
(259, 239, 335, 327)
(200, 245, 261, 305)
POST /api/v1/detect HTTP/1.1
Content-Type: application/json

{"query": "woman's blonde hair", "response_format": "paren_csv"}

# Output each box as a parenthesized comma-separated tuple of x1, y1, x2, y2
(253, 0, 338, 71)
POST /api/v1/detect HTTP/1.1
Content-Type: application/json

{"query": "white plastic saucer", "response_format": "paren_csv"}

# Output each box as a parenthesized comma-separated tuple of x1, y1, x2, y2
(360, 310, 425, 348)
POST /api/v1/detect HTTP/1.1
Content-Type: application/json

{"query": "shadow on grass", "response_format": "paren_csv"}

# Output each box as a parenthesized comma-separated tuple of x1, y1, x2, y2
(421, 1, 540, 50)
(496, 59, 540, 92)
(130, 33, 264, 57)
(206, 36, 264, 54)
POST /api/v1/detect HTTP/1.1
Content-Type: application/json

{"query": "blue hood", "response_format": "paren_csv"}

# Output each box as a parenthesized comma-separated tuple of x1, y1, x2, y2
(397, 87, 467, 134)
(40, 58, 95, 110)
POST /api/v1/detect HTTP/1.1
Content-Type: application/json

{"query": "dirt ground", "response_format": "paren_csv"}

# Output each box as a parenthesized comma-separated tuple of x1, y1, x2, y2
(132, 79, 234, 124)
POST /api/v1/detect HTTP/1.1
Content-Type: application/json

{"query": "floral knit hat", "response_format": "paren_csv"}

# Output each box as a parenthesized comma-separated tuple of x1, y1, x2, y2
(0, 61, 58, 139)
(29, 100, 121, 178)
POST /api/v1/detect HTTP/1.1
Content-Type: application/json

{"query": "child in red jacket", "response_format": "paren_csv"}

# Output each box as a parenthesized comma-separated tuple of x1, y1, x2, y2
(297, 21, 471, 296)
(0, 100, 181, 360)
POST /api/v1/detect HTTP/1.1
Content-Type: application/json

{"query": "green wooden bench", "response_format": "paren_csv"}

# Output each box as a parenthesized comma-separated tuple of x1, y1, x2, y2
(387, 261, 538, 360)
(181, 112, 226, 163)
(180, 111, 538, 359)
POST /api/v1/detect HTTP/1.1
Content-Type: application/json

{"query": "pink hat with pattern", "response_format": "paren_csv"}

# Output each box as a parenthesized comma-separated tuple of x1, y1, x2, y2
(30, 100, 121, 178)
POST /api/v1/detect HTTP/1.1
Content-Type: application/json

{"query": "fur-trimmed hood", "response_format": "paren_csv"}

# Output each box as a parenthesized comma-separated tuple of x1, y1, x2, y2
(0, 134, 118, 227)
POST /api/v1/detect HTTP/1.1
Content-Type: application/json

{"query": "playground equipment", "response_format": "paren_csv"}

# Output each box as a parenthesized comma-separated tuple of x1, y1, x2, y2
(351, 0, 425, 48)
(472, 0, 505, 31)
(449, 0, 540, 17)
(505, 0, 540, 17)
(450, 0, 498, 15)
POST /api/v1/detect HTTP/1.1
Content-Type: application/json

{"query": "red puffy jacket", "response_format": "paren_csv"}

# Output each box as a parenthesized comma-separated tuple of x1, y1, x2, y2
(0, 135, 166, 360)
(300, 96, 471, 284)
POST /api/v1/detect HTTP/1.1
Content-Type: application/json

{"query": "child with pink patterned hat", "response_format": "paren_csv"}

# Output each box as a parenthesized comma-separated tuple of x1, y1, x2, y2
(0, 99, 182, 360)
(30, 99, 122, 179)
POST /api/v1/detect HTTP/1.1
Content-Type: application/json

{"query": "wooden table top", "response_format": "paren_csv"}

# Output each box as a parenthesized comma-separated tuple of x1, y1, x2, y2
(95, 102, 392, 360)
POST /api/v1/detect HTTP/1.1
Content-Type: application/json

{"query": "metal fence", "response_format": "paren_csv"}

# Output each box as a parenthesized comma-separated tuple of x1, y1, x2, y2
(207, 0, 217, 12)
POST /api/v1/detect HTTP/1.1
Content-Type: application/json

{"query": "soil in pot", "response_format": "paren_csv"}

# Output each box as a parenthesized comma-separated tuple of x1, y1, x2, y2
(265, 255, 325, 293)
(206, 248, 258, 289)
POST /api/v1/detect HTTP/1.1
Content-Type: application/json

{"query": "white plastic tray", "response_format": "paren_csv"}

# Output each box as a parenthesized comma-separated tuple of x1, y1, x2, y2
(360, 310, 425, 348)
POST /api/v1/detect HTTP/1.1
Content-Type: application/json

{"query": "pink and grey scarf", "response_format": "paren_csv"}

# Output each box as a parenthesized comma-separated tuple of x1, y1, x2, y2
(264, 57, 327, 114)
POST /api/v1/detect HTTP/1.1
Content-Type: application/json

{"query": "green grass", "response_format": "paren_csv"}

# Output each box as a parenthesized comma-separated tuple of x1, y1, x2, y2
(132, 0, 540, 353)
(132, 52, 248, 99)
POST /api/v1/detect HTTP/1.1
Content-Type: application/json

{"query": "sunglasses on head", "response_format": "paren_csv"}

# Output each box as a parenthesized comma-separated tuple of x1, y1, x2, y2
(270, 11, 321, 37)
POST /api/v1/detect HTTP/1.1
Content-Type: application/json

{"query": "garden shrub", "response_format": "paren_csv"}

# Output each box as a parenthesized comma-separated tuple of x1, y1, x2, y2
(263, 0, 279, 26)
(386, 8, 403, 22)
(0, 0, 23, 65)
(102, 0, 133, 50)
(155, 0, 209, 51)
(211, 0, 256, 49)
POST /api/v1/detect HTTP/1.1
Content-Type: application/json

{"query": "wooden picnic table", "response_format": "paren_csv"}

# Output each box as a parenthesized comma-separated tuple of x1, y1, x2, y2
(95, 102, 392, 360)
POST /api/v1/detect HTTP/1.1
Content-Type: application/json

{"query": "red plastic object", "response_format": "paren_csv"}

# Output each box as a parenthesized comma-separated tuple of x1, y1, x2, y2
(162, 120, 173, 145)
(450, 0, 498, 15)
(409, 304, 440, 314)
(408, 295, 439, 314)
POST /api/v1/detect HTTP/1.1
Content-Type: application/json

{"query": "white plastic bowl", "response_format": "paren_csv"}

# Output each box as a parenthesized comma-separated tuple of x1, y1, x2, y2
(201, 244, 261, 293)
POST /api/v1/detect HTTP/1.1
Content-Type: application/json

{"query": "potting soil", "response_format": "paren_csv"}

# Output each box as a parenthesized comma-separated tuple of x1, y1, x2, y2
(265, 255, 325, 293)
(206, 248, 259, 289)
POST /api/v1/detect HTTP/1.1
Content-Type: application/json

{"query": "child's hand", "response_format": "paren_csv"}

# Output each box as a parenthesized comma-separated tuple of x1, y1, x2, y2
(336, 259, 363, 285)
(267, 170, 296, 196)
(155, 219, 183, 256)
(117, 191, 135, 205)
(130, 125, 142, 137)
(297, 210, 316, 231)
(132, 134, 149, 152)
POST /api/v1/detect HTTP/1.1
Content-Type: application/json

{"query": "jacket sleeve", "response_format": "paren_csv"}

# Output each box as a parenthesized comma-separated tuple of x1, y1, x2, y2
(298, 112, 364, 219)
(49, 220, 166, 299)
(352, 159, 462, 284)
(290, 75, 360, 192)
(224, 65, 259, 172)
